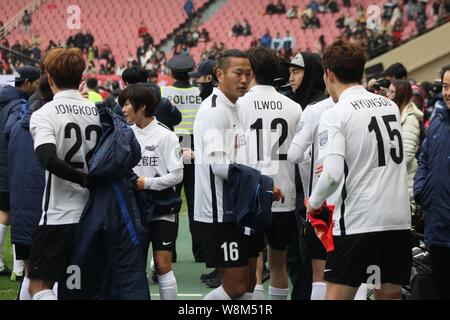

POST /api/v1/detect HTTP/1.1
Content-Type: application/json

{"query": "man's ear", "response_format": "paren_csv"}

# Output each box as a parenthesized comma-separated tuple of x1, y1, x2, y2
(47, 73, 54, 86)
(326, 69, 335, 83)
(216, 68, 224, 82)
(206, 75, 213, 82)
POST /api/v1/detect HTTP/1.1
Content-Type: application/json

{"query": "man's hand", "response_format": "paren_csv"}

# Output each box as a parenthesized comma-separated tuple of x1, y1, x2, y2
(305, 198, 318, 216)
(181, 148, 195, 161)
(315, 164, 323, 177)
(273, 186, 285, 203)
(136, 177, 145, 190)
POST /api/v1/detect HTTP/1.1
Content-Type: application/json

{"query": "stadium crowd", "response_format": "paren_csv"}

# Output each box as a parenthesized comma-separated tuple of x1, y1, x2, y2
(0, 0, 449, 302)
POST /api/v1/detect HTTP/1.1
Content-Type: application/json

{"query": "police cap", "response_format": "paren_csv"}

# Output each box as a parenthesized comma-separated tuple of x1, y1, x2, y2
(167, 54, 196, 73)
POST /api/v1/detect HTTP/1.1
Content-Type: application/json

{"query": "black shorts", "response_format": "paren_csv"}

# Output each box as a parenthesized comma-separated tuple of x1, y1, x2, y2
(324, 230, 412, 287)
(302, 221, 327, 260)
(196, 221, 263, 268)
(0, 192, 9, 211)
(267, 211, 295, 251)
(14, 244, 31, 260)
(149, 219, 178, 252)
(28, 224, 78, 282)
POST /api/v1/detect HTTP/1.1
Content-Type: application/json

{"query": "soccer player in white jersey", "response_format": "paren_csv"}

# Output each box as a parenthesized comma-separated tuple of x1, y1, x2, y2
(28, 48, 101, 300)
(120, 84, 183, 300)
(305, 39, 412, 300)
(238, 47, 301, 300)
(194, 50, 283, 300)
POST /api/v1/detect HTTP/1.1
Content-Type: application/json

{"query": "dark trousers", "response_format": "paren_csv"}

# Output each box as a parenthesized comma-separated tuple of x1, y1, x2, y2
(287, 209, 312, 300)
(176, 164, 203, 262)
(287, 169, 312, 300)
(430, 245, 450, 300)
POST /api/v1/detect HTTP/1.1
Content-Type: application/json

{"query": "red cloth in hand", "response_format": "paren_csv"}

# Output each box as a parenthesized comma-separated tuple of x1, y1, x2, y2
(305, 199, 335, 252)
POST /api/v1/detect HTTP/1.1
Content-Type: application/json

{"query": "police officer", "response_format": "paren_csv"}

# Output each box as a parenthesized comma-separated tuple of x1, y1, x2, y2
(161, 55, 203, 262)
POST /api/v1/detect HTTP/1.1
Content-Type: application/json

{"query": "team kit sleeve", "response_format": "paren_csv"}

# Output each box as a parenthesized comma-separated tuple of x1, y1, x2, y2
(309, 108, 346, 209)
(317, 108, 346, 160)
(203, 109, 229, 166)
(288, 107, 314, 164)
(144, 133, 184, 191)
(30, 108, 57, 149)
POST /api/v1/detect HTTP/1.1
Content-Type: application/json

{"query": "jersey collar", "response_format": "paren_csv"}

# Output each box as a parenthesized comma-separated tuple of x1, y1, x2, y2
(135, 118, 158, 133)
(213, 87, 236, 108)
(248, 85, 277, 93)
(339, 85, 366, 101)
(53, 90, 83, 100)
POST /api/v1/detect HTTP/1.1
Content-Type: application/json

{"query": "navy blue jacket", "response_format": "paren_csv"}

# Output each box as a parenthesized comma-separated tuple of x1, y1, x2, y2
(414, 106, 450, 249)
(60, 103, 150, 300)
(0, 85, 28, 192)
(8, 103, 44, 246)
(223, 164, 274, 235)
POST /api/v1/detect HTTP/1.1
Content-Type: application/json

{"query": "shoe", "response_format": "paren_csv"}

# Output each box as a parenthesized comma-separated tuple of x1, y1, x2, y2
(262, 265, 270, 283)
(200, 269, 218, 283)
(205, 273, 222, 288)
(0, 266, 12, 277)
(10, 272, 23, 282)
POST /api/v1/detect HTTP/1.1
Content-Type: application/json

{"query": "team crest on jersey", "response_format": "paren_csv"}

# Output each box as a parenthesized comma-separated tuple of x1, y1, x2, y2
(319, 131, 328, 147)
(296, 121, 305, 134)
(175, 147, 181, 160)
(145, 145, 157, 152)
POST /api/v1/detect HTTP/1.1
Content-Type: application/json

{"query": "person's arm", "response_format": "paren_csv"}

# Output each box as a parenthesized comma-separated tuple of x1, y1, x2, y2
(288, 110, 314, 164)
(401, 113, 421, 166)
(307, 154, 344, 209)
(306, 107, 345, 211)
(30, 108, 86, 187)
(413, 137, 430, 204)
(35, 144, 86, 186)
(137, 132, 184, 191)
(141, 168, 183, 191)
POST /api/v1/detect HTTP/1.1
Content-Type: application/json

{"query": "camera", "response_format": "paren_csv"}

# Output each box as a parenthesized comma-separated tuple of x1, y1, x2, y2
(373, 78, 391, 90)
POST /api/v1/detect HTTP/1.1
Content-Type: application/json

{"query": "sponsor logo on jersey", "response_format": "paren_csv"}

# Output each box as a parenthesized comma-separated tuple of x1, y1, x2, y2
(145, 145, 157, 152)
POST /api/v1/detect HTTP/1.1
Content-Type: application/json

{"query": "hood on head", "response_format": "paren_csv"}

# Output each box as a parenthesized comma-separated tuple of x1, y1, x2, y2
(293, 52, 326, 108)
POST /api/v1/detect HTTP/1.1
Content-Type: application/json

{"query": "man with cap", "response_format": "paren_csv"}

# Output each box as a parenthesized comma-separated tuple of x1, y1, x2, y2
(189, 59, 217, 101)
(161, 54, 203, 262)
(0, 65, 40, 279)
(284, 52, 328, 300)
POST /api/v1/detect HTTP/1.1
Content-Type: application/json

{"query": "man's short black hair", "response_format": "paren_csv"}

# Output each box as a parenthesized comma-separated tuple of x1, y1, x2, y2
(440, 64, 450, 83)
(15, 80, 25, 88)
(246, 47, 280, 86)
(86, 77, 98, 90)
(216, 49, 248, 72)
(384, 63, 408, 80)
(214, 49, 248, 82)
(122, 66, 148, 84)
(118, 84, 156, 117)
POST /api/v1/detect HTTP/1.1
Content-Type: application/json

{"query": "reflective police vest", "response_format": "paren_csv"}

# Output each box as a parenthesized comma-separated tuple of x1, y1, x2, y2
(161, 86, 202, 136)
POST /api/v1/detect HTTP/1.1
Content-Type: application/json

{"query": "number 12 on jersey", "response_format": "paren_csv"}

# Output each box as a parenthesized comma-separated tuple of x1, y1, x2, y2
(250, 118, 288, 161)
(368, 114, 404, 167)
